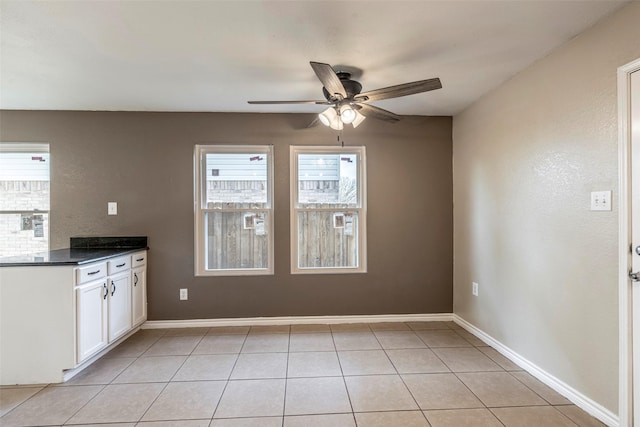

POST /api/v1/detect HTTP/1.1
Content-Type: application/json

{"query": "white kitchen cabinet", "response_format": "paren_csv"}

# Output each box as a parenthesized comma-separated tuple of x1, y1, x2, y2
(76, 278, 108, 363)
(107, 272, 131, 341)
(105, 256, 132, 342)
(76, 256, 133, 361)
(131, 251, 147, 327)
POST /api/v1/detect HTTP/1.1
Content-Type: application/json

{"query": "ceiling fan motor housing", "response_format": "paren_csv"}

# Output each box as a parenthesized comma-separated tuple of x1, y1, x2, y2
(322, 72, 363, 101)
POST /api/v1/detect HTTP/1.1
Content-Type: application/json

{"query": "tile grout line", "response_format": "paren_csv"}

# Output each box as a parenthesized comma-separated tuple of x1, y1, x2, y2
(134, 332, 207, 424)
(412, 323, 508, 426)
(209, 331, 249, 423)
(485, 405, 581, 427)
(58, 331, 168, 425)
(109, 331, 163, 383)
(12, 383, 106, 426)
(373, 323, 432, 425)
(57, 330, 167, 424)
(0, 384, 49, 421)
(505, 369, 569, 407)
(491, 402, 581, 426)
(330, 326, 356, 423)
(445, 350, 534, 426)
(486, 407, 509, 427)
(281, 329, 291, 426)
(60, 383, 111, 425)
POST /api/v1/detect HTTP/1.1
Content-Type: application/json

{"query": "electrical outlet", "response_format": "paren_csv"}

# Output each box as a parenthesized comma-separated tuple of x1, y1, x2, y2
(179, 288, 188, 300)
(472, 282, 479, 296)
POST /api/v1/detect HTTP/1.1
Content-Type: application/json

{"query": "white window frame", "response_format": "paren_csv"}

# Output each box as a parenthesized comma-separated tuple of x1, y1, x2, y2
(290, 145, 367, 274)
(194, 144, 274, 276)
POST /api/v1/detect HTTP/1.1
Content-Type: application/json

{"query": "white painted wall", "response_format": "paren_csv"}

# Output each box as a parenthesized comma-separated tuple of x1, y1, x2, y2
(452, 2, 640, 415)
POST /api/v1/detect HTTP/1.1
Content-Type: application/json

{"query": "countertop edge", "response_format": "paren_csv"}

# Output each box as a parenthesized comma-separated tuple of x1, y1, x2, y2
(0, 247, 148, 267)
(75, 247, 149, 265)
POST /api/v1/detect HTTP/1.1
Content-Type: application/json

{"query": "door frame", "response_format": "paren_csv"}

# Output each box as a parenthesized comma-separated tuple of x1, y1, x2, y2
(618, 57, 640, 427)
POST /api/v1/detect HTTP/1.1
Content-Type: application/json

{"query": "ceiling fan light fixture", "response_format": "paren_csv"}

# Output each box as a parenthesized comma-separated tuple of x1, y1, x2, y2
(330, 116, 344, 130)
(319, 107, 344, 130)
(339, 105, 356, 124)
(352, 110, 366, 128)
(318, 107, 336, 127)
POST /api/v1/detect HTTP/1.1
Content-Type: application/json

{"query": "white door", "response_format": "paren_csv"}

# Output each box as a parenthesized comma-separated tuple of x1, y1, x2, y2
(108, 273, 131, 341)
(631, 68, 640, 427)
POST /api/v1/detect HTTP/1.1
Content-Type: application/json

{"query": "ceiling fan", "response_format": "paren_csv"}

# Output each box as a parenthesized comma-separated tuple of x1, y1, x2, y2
(248, 61, 442, 130)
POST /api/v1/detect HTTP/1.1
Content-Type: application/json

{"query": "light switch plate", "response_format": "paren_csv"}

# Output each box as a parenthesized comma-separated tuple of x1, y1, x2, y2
(590, 191, 612, 211)
(108, 202, 117, 215)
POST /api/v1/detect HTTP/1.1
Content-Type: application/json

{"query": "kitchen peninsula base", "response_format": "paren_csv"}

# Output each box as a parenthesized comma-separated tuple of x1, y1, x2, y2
(0, 239, 147, 385)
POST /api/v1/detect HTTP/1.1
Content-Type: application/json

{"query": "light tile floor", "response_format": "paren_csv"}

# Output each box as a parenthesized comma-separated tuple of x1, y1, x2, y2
(0, 322, 605, 426)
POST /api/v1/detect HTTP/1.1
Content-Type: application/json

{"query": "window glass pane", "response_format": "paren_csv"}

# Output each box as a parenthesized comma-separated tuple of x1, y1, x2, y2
(205, 211, 269, 270)
(205, 153, 268, 208)
(0, 152, 50, 211)
(0, 148, 50, 257)
(0, 213, 49, 257)
(298, 154, 358, 207)
(297, 211, 358, 269)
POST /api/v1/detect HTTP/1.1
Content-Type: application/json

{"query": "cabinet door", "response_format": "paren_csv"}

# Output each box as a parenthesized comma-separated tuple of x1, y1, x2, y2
(131, 266, 147, 326)
(108, 273, 131, 342)
(76, 279, 108, 363)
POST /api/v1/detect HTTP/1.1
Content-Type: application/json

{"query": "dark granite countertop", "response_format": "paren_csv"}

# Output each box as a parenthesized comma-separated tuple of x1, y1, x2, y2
(0, 236, 147, 267)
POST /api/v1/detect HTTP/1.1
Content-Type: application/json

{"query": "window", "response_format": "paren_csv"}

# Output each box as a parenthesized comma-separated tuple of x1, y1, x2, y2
(0, 143, 50, 257)
(290, 146, 367, 274)
(194, 145, 274, 276)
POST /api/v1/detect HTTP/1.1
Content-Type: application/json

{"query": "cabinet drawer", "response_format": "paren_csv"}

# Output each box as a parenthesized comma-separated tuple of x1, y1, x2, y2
(107, 256, 130, 275)
(76, 262, 107, 285)
(131, 251, 147, 268)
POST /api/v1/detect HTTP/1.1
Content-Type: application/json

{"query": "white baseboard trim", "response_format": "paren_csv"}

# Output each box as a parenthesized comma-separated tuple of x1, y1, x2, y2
(453, 315, 619, 427)
(142, 312, 453, 329)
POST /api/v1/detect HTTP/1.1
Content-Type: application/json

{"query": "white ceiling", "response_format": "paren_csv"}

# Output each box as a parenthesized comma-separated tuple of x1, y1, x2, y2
(0, 0, 628, 116)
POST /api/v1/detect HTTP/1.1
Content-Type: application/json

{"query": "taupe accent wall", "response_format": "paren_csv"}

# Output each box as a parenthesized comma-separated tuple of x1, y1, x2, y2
(0, 111, 453, 320)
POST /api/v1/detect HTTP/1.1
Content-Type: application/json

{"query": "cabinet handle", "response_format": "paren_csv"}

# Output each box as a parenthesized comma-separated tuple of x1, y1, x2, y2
(88, 270, 101, 276)
(136, 258, 144, 262)
(116, 263, 126, 268)
(134, 272, 138, 286)
(103, 283, 108, 300)
(111, 280, 116, 296)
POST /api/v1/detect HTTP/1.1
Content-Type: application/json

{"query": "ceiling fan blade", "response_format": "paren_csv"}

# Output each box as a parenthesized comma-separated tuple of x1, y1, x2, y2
(356, 103, 400, 123)
(248, 100, 332, 105)
(310, 61, 347, 100)
(306, 117, 321, 128)
(356, 78, 442, 102)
